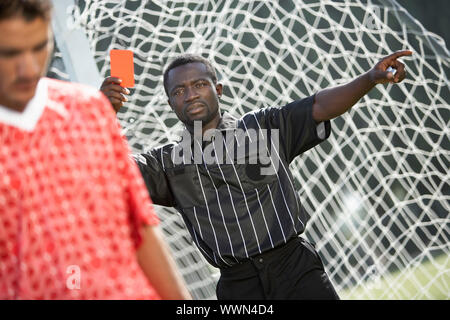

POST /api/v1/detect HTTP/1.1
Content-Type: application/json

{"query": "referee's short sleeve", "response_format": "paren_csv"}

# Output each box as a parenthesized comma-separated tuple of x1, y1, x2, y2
(134, 149, 175, 207)
(265, 95, 331, 163)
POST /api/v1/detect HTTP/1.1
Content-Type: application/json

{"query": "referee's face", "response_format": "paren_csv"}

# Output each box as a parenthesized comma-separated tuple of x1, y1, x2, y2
(167, 62, 223, 133)
(0, 16, 53, 112)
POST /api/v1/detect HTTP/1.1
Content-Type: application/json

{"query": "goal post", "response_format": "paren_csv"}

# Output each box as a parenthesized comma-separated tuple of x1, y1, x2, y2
(49, 0, 449, 299)
(50, 0, 102, 88)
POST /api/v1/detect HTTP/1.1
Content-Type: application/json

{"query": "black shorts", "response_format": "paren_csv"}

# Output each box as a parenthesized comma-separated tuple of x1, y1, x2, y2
(216, 237, 340, 300)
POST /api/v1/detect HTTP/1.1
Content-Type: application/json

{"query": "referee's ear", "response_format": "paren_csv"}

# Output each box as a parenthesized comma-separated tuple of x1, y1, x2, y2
(215, 83, 223, 99)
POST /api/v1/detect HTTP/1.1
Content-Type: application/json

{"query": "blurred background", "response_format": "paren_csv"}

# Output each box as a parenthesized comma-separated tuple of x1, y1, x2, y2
(397, 0, 449, 49)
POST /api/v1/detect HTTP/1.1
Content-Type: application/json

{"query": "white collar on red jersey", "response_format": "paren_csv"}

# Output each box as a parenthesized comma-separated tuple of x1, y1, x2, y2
(0, 77, 48, 131)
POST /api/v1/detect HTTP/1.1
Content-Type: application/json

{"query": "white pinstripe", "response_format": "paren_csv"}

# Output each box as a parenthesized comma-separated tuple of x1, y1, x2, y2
(210, 139, 250, 258)
(255, 188, 275, 249)
(194, 160, 232, 266)
(160, 147, 165, 170)
(191, 208, 217, 265)
(192, 206, 204, 239)
(197, 140, 239, 262)
(239, 116, 298, 236)
(251, 113, 305, 231)
(267, 185, 287, 242)
(222, 139, 262, 254)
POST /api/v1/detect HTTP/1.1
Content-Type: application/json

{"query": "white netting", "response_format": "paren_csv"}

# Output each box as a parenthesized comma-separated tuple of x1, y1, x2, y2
(49, 0, 450, 299)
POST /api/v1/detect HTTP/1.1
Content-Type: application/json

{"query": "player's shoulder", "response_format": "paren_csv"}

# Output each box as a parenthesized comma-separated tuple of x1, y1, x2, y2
(44, 77, 112, 119)
(45, 77, 105, 104)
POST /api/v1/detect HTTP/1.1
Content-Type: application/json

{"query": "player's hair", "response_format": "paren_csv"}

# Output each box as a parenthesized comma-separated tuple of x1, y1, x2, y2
(163, 54, 218, 96)
(0, 0, 52, 22)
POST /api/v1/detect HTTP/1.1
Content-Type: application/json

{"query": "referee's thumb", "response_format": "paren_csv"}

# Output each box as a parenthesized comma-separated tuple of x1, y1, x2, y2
(372, 69, 394, 83)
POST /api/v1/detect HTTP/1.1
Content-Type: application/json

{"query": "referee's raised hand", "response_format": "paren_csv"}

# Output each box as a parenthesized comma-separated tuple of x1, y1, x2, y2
(369, 50, 413, 85)
(100, 76, 130, 113)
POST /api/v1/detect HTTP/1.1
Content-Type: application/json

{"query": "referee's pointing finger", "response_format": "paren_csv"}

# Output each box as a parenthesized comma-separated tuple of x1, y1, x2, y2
(385, 50, 413, 62)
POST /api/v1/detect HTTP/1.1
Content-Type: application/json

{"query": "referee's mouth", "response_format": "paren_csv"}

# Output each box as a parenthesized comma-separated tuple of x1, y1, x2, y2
(186, 102, 206, 115)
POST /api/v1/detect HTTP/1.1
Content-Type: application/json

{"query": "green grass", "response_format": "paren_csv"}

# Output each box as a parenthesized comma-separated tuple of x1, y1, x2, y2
(339, 254, 450, 300)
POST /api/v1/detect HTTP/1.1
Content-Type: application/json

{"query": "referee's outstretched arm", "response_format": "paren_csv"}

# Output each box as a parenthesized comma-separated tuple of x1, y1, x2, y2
(312, 50, 413, 122)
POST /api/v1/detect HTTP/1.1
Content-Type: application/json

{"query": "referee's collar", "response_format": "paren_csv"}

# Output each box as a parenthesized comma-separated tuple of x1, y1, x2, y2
(217, 111, 238, 130)
(176, 111, 238, 143)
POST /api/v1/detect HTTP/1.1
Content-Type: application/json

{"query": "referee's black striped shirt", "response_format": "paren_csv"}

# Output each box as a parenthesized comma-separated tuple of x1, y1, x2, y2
(136, 95, 331, 268)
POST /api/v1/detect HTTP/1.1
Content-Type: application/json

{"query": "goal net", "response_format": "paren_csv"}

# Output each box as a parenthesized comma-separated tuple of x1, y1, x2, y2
(49, 0, 449, 299)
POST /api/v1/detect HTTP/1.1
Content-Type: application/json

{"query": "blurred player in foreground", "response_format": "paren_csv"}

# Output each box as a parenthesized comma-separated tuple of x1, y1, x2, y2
(0, 0, 191, 300)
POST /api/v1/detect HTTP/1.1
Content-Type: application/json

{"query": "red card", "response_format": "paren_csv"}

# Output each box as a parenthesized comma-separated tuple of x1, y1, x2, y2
(110, 49, 135, 87)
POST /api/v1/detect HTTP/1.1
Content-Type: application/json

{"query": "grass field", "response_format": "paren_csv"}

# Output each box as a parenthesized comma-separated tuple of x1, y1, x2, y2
(339, 254, 450, 300)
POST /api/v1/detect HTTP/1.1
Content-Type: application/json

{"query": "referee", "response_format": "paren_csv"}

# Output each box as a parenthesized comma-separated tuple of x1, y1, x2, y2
(100, 51, 411, 299)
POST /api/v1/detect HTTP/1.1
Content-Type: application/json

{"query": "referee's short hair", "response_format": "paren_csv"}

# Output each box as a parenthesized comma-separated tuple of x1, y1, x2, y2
(0, 0, 52, 22)
(163, 54, 218, 96)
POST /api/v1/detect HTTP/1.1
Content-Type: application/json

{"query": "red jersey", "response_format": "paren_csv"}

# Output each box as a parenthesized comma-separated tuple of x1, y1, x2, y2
(0, 78, 160, 299)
